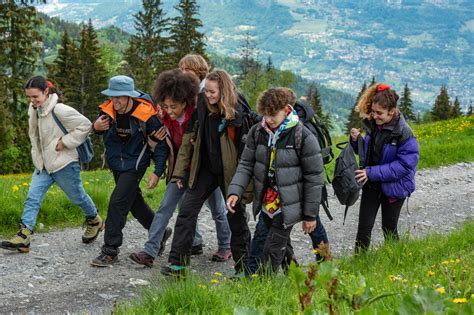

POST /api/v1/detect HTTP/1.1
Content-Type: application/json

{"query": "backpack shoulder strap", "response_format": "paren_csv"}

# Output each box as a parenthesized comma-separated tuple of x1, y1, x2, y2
(294, 122, 303, 156)
(51, 109, 68, 135)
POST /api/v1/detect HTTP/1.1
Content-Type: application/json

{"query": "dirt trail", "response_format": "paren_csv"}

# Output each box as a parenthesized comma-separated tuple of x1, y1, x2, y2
(0, 162, 472, 314)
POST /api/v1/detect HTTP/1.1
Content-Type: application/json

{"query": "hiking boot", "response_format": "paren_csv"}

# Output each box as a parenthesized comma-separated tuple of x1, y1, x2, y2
(90, 252, 118, 267)
(160, 264, 186, 277)
(82, 215, 104, 244)
(190, 244, 203, 256)
(211, 248, 232, 262)
(129, 251, 154, 268)
(157, 227, 172, 256)
(0, 224, 33, 253)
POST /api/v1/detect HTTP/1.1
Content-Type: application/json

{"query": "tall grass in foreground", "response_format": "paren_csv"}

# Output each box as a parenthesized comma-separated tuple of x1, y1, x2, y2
(0, 116, 472, 236)
(118, 221, 473, 314)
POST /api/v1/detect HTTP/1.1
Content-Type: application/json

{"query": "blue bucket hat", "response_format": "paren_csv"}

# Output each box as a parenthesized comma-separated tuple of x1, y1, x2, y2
(101, 75, 140, 98)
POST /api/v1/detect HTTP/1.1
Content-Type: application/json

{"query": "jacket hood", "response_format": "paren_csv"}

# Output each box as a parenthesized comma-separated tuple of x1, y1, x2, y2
(35, 93, 58, 117)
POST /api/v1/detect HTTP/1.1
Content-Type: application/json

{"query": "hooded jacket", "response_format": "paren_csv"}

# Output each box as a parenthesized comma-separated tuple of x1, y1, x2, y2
(227, 111, 325, 228)
(351, 114, 419, 198)
(97, 98, 168, 176)
(171, 94, 253, 202)
(28, 93, 92, 173)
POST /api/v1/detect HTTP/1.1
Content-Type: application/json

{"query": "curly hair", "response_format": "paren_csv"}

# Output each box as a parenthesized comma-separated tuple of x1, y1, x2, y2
(178, 54, 210, 81)
(356, 83, 399, 119)
(205, 69, 237, 120)
(257, 87, 292, 116)
(153, 69, 200, 108)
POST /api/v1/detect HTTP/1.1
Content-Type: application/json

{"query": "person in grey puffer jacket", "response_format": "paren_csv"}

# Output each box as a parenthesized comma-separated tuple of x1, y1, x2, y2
(227, 88, 325, 273)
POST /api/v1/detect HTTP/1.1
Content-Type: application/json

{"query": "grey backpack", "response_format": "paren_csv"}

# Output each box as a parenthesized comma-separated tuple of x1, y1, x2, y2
(332, 136, 365, 224)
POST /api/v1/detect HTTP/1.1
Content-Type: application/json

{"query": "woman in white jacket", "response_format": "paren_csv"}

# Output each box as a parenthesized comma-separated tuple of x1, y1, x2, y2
(0, 76, 104, 253)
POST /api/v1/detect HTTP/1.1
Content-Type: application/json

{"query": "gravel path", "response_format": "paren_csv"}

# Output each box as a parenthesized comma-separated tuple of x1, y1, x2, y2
(0, 162, 473, 314)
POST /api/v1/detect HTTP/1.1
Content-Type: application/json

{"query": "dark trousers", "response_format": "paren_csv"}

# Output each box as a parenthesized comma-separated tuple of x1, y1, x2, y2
(247, 213, 328, 274)
(168, 166, 251, 272)
(355, 186, 405, 252)
(257, 213, 293, 273)
(102, 169, 155, 256)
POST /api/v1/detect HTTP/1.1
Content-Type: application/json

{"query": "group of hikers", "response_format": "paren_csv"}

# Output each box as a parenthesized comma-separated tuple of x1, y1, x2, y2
(0, 53, 419, 277)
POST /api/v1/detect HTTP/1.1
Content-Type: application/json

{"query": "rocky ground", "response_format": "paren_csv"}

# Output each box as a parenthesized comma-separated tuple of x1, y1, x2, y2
(0, 162, 473, 314)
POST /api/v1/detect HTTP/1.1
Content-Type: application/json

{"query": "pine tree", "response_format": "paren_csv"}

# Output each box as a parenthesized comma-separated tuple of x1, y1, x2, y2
(124, 0, 171, 92)
(0, 0, 45, 172)
(239, 32, 259, 79)
(370, 76, 376, 86)
(467, 102, 473, 116)
(431, 85, 451, 121)
(170, 0, 206, 65)
(345, 82, 367, 134)
(309, 85, 333, 130)
(0, 0, 44, 115)
(48, 31, 81, 106)
(399, 83, 416, 121)
(77, 20, 107, 119)
(450, 96, 462, 118)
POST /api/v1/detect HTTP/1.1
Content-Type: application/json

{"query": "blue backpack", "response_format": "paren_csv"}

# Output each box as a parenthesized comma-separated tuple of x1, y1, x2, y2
(52, 109, 94, 165)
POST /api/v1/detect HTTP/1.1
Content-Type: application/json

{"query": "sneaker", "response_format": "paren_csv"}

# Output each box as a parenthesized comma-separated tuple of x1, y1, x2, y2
(91, 253, 118, 267)
(160, 264, 186, 277)
(211, 248, 232, 262)
(129, 251, 154, 268)
(82, 215, 105, 244)
(0, 224, 33, 253)
(157, 227, 172, 256)
(190, 244, 203, 256)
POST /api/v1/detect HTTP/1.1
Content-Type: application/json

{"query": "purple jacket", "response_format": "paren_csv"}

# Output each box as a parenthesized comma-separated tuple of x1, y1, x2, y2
(351, 115, 419, 199)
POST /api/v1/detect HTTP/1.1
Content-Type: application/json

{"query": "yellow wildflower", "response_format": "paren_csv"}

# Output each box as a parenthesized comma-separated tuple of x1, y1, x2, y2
(210, 279, 219, 284)
(388, 275, 396, 282)
(455, 258, 460, 264)
(471, 294, 474, 299)
(12, 185, 19, 193)
(435, 287, 445, 294)
(84, 181, 90, 185)
(22, 182, 29, 186)
(408, 252, 412, 256)
(441, 260, 449, 265)
(312, 249, 319, 254)
(427, 271, 435, 277)
(213, 272, 222, 277)
(452, 298, 467, 304)
(198, 284, 206, 289)
(251, 274, 259, 278)
(402, 279, 408, 284)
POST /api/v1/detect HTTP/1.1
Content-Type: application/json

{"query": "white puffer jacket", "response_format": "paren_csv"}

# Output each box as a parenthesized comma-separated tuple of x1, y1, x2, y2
(28, 93, 92, 173)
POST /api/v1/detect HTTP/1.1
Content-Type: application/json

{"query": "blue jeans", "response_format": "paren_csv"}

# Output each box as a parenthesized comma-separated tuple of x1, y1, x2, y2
(247, 213, 328, 274)
(21, 162, 97, 231)
(144, 174, 231, 258)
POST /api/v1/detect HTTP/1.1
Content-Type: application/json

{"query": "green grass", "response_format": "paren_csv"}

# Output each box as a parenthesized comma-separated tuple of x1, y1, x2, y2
(117, 221, 474, 314)
(0, 169, 166, 236)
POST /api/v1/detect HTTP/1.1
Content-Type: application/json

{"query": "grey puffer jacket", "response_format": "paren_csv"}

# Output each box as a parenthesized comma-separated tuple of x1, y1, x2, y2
(227, 122, 324, 228)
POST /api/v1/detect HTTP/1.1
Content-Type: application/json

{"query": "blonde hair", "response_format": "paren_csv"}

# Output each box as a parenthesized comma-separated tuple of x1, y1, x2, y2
(356, 83, 399, 119)
(178, 54, 210, 81)
(205, 69, 237, 120)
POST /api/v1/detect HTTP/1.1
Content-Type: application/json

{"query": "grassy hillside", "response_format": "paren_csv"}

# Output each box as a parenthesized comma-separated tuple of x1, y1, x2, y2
(119, 221, 474, 314)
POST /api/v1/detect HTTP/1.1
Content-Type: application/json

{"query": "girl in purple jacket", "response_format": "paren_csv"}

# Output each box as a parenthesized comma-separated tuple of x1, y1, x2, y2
(350, 83, 419, 252)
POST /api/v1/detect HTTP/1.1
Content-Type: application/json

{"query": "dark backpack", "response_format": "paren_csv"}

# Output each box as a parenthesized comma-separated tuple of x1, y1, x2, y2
(293, 101, 334, 164)
(51, 109, 94, 165)
(237, 93, 260, 157)
(332, 136, 365, 224)
(294, 122, 333, 221)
